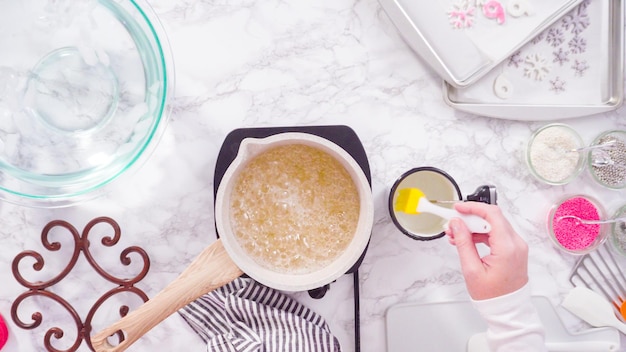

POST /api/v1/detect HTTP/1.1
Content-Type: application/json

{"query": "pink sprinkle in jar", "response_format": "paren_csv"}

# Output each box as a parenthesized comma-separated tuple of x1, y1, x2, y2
(548, 195, 607, 255)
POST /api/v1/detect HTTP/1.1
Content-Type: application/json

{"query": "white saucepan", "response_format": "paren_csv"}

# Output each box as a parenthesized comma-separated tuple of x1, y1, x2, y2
(91, 132, 374, 351)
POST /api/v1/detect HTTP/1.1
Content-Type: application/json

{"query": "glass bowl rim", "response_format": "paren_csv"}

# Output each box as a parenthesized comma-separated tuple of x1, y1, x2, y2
(609, 204, 626, 257)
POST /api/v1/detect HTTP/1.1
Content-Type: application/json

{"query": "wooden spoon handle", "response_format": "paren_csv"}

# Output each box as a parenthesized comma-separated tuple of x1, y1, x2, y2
(91, 239, 243, 352)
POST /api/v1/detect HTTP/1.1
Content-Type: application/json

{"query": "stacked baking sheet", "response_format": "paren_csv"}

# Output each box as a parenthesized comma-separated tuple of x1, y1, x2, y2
(380, 0, 624, 120)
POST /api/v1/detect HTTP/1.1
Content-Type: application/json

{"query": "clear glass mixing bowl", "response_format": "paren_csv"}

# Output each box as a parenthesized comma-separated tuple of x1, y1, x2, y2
(0, 0, 173, 207)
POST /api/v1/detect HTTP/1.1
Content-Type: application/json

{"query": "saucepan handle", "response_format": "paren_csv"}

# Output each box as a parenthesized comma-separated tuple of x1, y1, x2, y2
(91, 239, 243, 352)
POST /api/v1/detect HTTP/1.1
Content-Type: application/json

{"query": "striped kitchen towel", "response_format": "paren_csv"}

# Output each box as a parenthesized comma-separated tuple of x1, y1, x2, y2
(178, 278, 341, 352)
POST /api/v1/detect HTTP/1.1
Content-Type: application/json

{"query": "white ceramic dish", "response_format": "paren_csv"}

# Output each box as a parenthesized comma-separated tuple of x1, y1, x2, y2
(444, 0, 624, 120)
(379, 0, 583, 88)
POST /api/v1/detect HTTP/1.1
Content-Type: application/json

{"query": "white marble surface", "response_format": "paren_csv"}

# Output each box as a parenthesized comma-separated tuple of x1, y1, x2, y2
(1, 0, 625, 351)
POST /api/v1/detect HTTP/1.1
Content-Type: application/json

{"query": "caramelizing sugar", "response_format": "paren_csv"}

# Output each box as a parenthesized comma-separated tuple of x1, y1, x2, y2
(230, 144, 360, 274)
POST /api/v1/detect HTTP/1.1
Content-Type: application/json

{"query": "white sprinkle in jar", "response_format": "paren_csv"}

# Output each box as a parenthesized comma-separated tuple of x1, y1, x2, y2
(526, 123, 585, 185)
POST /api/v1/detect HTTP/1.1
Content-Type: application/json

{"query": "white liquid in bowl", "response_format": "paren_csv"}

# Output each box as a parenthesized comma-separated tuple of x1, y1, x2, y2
(392, 170, 458, 237)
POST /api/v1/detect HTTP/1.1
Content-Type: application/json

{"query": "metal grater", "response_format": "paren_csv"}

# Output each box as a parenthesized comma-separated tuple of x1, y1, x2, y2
(569, 242, 626, 320)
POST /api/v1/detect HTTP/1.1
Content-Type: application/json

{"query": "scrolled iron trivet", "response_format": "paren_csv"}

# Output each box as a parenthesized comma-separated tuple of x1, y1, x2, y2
(11, 217, 150, 352)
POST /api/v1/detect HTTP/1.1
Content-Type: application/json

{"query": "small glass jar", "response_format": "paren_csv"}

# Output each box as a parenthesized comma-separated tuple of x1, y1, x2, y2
(547, 195, 607, 255)
(609, 204, 626, 257)
(587, 130, 626, 189)
(527, 123, 585, 185)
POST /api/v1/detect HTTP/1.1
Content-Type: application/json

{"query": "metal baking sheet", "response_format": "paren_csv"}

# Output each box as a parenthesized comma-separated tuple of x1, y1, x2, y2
(379, 0, 584, 88)
(444, 0, 624, 120)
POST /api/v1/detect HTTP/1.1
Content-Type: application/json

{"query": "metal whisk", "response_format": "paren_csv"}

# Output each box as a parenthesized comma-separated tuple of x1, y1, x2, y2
(569, 243, 626, 320)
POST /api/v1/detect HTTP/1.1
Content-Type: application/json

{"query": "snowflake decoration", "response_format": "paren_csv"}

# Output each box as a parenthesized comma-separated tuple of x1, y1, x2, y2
(524, 53, 551, 81)
(571, 59, 590, 76)
(568, 36, 587, 54)
(550, 77, 566, 93)
(552, 47, 570, 66)
(561, 5, 590, 35)
(578, 0, 592, 11)
(546, 28, 565, 47)
(508, 51, 524, 68)
(448, 1, 476, 29)
(531, 33, 545, 45)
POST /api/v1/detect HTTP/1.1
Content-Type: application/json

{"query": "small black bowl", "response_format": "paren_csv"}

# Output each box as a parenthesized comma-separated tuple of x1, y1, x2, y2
(389, 167, 463, 241)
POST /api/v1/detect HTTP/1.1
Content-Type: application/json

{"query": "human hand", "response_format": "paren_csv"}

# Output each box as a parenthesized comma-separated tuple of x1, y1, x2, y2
(445, 202, 529, 300)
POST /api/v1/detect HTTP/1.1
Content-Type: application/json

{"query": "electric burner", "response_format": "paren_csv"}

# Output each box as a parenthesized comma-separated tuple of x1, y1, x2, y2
(213, 125, 370, 352)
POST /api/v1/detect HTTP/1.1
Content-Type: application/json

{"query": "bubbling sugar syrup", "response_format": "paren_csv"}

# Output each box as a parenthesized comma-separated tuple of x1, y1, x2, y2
(230, 144, 360, 274)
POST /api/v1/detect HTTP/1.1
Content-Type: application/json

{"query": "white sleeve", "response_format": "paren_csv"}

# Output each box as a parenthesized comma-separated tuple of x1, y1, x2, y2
(472, 283, 547, 352)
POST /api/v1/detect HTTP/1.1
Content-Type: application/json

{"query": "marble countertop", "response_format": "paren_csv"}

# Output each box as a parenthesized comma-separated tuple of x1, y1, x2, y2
(1, 0, 625, 351)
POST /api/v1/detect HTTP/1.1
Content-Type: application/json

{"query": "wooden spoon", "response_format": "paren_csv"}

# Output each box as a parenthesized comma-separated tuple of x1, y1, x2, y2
(91, 239, 243, 352)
